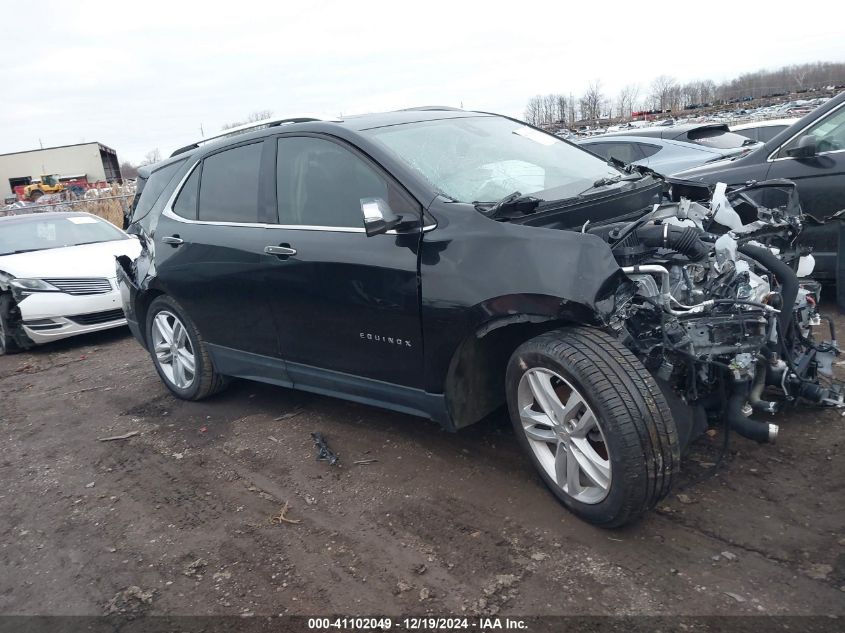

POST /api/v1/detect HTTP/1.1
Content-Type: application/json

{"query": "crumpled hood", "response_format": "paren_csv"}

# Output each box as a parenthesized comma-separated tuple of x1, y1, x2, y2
(0, 238, 141, 279)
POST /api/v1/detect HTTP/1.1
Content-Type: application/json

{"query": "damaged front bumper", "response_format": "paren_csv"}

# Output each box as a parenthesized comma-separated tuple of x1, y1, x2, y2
(14, 280, 128, 344)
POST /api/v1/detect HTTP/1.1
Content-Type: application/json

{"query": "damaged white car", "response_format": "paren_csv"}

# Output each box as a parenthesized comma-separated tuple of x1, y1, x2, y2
(0, 212, 141, 353)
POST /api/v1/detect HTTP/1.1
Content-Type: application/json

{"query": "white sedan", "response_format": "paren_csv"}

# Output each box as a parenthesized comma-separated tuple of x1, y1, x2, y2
(0, 211, 141, 354)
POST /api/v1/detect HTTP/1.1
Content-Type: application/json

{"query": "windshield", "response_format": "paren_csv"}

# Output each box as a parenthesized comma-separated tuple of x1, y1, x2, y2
(0, 215, 127, 256)
(362, 116, 621, 203)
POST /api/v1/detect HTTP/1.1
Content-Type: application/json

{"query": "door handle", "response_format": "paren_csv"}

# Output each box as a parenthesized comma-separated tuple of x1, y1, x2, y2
(264, 245, 297, 257)
(162, 235, 184, 246)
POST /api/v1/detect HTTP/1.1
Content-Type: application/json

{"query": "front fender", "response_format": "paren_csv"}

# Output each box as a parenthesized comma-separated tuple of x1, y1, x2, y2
(420, 205, 627, 395)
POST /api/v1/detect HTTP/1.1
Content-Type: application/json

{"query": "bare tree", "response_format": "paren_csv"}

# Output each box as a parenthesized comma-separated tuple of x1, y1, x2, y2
(524, 95, 543, 125)
(617, 84, 640, 119)
(555, 94, 567, 124)
(141, 148, 161, 166)
(581, 80, 604, 121)
(119, 161, 139, 179)
(650, 75, 677, 111)
(221, 110, 275, 130)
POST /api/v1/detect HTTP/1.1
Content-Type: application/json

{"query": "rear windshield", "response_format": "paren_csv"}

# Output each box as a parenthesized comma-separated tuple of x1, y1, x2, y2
(0, 215, 127, 256)
(680, 128, 757, 150)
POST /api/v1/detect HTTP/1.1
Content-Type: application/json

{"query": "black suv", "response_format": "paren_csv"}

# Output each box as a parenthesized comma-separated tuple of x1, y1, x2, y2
(119, 108, 838, 527)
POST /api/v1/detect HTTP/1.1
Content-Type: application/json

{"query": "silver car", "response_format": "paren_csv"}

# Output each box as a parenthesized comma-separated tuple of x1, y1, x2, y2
(577, 123, 760, 175)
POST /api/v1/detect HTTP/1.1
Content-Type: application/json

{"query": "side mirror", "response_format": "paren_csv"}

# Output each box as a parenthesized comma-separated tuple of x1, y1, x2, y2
(786, 135, 816, 159)
(361, 197, 402, 237)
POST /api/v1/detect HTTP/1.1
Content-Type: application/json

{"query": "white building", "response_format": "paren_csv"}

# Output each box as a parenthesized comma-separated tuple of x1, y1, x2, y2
(0, 142, 121, 199)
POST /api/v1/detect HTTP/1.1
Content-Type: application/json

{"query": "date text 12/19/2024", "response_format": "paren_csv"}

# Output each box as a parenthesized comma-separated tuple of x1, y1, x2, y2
(307, 617, 529, 630)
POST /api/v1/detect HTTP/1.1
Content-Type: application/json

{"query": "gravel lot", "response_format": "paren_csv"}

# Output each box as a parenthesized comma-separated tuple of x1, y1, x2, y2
(1, 309, 843, 619)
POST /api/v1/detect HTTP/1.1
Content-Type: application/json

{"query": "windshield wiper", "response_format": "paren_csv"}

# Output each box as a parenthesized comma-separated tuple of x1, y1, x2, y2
(578, 168, 650, 196)
(473, 191, 541, 219)
(7, 248, 45, 254)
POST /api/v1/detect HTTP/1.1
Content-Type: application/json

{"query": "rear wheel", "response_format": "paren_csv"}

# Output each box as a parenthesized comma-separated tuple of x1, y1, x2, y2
(28, 189, 43, 201)
(506, 326, 679, 527)
(146, 295, 228, 400)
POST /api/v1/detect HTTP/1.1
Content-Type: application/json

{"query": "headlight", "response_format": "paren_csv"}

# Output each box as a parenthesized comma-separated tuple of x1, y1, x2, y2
(9, 278, 60, 292)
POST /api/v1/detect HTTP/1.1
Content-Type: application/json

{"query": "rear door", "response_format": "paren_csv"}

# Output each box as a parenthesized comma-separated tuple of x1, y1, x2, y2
(263, 134, 425, 388)
(153, 139, 281, 357)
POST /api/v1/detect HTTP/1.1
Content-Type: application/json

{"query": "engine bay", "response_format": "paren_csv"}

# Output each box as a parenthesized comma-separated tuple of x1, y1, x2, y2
(595, 179, 842, 447)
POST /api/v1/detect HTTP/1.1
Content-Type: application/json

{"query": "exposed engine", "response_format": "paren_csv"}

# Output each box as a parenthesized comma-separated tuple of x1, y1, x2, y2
(596, 180, 842, 447)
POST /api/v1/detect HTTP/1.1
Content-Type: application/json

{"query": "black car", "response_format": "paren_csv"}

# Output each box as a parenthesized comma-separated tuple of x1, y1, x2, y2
(118, 108, 839, 527)
(674, 91, 845, 281)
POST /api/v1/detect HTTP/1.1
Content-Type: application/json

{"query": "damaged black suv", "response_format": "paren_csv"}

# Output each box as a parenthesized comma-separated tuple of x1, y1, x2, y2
(119, 108, 841, 527)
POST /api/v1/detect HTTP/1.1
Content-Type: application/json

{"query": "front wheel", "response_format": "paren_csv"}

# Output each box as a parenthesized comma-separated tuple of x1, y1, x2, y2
(506, 327, 679, 527)
(146, 295, 228, 400)
(0, 294, 21, 356)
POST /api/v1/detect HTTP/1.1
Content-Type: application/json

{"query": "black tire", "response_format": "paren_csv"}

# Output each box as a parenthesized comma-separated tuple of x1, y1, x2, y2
(0, 294, 21, 356)
(145, 295, 228, 400)
(28, 189, 43, 201)
(506, 326, 679, 528)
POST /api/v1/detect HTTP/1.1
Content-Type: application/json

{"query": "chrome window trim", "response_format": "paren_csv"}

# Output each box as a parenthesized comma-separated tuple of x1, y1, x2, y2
(160, 161, 435, 234)
(767, 100, 845, 163)
(163, 206, 435, 234)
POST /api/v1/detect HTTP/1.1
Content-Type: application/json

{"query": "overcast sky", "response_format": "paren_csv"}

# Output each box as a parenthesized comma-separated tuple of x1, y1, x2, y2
(1, 0, 842, 163)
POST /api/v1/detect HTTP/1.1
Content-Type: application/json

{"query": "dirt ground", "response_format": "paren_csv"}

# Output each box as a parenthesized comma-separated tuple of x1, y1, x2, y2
(0, 308, 843, 619)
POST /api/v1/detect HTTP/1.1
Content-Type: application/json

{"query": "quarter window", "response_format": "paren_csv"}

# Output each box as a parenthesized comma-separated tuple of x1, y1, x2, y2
(275, 137, 391, 228)
(131, 159, 186, 222)
(637, 143, 661, 159)
(172, 165, 200, 220)
(198, 143, 263, 223)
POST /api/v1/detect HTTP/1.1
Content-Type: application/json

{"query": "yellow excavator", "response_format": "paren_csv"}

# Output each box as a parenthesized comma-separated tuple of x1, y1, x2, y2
(23, 175, 65, 201)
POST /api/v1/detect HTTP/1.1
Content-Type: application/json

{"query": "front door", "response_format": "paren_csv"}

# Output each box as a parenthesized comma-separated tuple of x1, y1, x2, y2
(767, 101, 845, 218)
(263, 134, 425, 388)
(768, 101, 845, 279)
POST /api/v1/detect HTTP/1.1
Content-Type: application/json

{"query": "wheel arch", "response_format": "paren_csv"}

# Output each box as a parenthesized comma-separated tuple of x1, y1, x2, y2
(443, 312, 591, 430)
(133, 287, 166, 346)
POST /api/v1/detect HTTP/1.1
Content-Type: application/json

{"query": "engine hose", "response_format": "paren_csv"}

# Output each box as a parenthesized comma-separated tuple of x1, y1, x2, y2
(724, 381, 778, 443)
(634, 224, 710, 261)
(737, 243, 799, 342)
(749, 355, 779, 414)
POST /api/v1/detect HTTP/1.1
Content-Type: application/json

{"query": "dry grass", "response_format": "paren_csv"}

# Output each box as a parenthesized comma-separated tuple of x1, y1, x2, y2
(73, 196, 129, 227)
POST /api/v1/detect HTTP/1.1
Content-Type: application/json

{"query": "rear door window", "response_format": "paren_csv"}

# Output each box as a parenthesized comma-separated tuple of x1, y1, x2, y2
(198, 143, 263, 223)
(589, 142, 643, 164)
(756, 125, 787, 143)
(582, 143, 610, 160)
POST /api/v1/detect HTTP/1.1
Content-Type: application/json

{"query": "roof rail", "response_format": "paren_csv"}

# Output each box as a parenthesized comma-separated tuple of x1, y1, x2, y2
(169, 115, 341, 157)
(399, 105, 464, 112)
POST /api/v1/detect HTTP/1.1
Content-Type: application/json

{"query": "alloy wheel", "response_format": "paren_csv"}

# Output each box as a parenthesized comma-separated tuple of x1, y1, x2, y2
(151, 310, 196, 389)
(516, 367, 611, 504)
